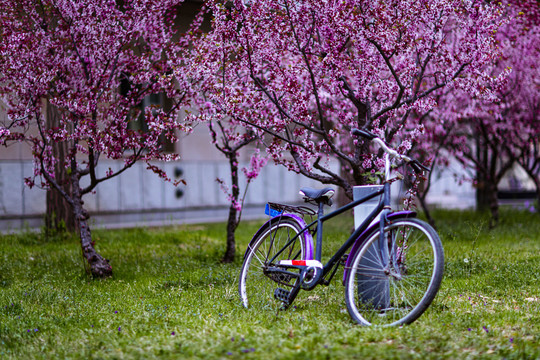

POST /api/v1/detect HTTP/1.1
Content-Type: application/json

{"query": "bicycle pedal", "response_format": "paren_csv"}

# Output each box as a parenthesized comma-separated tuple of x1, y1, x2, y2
(274, 287, 290, 302)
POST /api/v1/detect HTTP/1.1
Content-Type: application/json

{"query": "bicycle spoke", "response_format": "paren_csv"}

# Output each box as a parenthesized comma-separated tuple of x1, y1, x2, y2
(252, 249, 268, 266)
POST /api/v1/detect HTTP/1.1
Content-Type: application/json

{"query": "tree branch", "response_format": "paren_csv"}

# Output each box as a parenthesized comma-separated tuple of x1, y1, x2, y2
(80, 147, 144, 195)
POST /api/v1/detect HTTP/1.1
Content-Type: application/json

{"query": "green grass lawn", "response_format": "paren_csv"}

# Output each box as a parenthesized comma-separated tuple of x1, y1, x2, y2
(1, 209, 539, 359)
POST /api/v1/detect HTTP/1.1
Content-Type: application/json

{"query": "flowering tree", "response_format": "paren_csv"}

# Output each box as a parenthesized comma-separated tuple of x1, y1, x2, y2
(207, 114, 265, 262)
(423, 0, 539, 224)
(511, 124, 540, 212)
(193, 0, 507, 200)
(511, 130, 540, 212)
(436, 112, 515, 225)
(501, 1, 540, 212)
(189, 19, 268, 262)
(0, 0, 194, 277)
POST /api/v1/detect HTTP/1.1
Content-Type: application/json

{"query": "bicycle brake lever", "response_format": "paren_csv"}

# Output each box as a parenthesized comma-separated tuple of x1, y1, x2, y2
(351, 128, 376, 140)
(410, 160, 430, 174)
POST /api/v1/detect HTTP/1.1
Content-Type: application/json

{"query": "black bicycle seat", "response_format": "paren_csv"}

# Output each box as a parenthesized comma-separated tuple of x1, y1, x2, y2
(299, 187, 335, 204)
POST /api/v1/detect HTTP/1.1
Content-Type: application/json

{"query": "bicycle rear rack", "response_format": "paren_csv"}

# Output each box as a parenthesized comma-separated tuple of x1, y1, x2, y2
(266, 202, 316, 218)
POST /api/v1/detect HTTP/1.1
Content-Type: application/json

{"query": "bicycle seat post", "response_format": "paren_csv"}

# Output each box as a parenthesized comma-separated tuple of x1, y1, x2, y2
(315, 201, 325, 262)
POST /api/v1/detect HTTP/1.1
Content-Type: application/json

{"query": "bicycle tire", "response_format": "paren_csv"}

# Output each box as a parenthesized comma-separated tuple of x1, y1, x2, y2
(239, 217, 306, 310)
(344, 218, 444, 326)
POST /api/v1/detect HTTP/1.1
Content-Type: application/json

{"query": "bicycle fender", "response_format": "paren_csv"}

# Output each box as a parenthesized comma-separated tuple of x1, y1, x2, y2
(342, 211, 416, 284)
(242, 214, 314, 261)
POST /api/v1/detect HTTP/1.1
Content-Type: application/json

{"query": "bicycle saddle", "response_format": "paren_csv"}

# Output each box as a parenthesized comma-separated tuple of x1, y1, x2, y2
(299, 187, 335, 205)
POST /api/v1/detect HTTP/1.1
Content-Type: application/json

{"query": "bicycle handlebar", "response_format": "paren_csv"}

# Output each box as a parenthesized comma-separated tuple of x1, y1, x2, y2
(351, 128, 430, 174)
(351, 128, 376, 140)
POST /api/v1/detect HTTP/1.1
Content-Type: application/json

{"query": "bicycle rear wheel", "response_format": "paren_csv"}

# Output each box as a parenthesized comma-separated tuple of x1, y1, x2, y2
(345, 218, 444, 326)
(239, 218, 306, 310)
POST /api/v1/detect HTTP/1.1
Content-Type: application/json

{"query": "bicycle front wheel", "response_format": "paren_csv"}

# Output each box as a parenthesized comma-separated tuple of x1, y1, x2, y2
(345, 218, 444, 326)
(239, 218, 306, 310)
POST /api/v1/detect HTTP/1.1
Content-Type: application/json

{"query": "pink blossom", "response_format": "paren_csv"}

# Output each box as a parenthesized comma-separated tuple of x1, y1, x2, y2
(242, 150, 268, 182)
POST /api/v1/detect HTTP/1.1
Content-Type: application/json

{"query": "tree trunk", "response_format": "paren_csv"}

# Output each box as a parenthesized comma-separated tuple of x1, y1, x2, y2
(535, 181, 540, 214)
(536, 186, 540, 214)
(476, 179, 491, 212)
(222, 152, 240, 263)
(486, 181, 500, 228)
(71, 171, 112, 278)
(475, 135, 491, 213)
(529, 174, 540, 214)
(417, 192, 436, 228)
(223, 204, 238, 263)
(45, 101, 76, 232)
(522, 167, 540, 213)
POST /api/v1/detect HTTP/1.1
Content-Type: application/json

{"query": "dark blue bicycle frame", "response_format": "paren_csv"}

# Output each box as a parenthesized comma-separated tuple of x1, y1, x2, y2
(266, 180, 414, 283)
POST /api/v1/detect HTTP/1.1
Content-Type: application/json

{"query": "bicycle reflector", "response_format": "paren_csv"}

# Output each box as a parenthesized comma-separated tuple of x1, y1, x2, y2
(265, 203, 283, 217)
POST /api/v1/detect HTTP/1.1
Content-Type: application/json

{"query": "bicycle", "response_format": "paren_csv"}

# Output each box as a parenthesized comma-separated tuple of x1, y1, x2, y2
(238, 128, 444, 326)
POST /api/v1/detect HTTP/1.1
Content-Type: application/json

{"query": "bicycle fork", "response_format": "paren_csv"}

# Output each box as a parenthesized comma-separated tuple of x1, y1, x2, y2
(378, 178, 403, 280)
(378, 208, 403, 280)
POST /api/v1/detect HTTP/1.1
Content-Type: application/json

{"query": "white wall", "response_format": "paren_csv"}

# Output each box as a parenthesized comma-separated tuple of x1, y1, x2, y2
(0, 159, 324, 231)
(425, 159, 476, 209)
